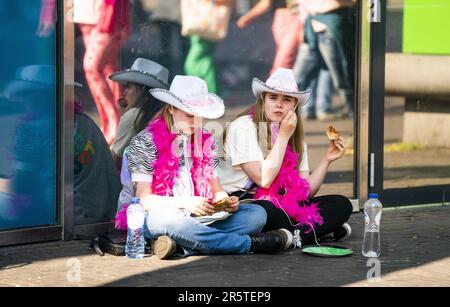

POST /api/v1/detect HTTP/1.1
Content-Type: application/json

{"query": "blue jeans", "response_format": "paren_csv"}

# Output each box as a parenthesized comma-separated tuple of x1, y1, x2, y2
(143, 204, 267, 256)
(305, 69, 334, 117)
(294, 31, 354, 116)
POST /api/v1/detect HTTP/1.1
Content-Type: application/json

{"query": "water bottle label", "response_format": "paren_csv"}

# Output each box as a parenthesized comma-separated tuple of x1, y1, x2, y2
(128, 214, 144, 229)
(375, 211, 382, 227)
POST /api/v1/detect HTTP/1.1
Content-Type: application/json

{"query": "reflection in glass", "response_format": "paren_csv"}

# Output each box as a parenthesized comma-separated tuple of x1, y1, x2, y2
(0, 0, 56, 229)
(0, 0, 57, 230)
(384, 0, 450, 190)
(74, 98, 122, 225)
(74, 0, 130, 146)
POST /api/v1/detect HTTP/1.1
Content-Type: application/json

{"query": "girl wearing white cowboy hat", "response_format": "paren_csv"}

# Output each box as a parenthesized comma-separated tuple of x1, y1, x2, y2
(109, 58, 169, 170)
(219, 67, 353, 248)
(114, 75, 293, 259)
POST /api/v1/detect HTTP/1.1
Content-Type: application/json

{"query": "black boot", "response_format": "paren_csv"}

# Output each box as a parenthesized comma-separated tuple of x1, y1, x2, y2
(249, 229, 293, 254)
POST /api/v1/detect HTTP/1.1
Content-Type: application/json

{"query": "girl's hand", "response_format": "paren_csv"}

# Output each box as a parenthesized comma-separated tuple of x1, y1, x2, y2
(185, 196, 216, 217)
(279, 110, 297, 139)
(324, 136, 345, 163)
(212, 191, 229, 204)
(224, 196, 240, 213)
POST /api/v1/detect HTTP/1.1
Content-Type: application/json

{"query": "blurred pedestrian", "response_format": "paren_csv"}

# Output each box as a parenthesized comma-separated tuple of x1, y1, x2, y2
(74, 0, 130, 145)
(237, 0, 302, 74)
(151, 0, 190, 78)
(293, 0, 356, 118)
(182, 0, 232, 94)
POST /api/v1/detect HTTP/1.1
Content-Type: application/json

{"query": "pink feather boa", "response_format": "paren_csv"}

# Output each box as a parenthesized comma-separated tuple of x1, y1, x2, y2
(114, 116, 215, 230)
(149, 115, 214, 199)
(250, 113, 323, 231)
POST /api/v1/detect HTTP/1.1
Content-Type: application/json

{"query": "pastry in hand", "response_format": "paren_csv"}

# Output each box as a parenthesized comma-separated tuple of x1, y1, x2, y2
(211, 191, 230, 212)
(211, 197, 230, 212)
(326, 125, 340, 141)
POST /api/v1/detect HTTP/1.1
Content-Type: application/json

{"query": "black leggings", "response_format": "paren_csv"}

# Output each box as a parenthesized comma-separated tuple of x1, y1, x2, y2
(232, 192, 353, 245)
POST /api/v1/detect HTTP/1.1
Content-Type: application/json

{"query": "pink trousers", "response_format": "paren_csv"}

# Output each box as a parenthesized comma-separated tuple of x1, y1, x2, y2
(79, 24, 127, 145)
(271, 9, 304, 74)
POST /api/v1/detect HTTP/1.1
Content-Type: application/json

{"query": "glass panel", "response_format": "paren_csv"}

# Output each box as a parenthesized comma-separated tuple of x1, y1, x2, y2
(73, 0, 357, 227)
(73, 0, 124, 225)
(0, 0, 57, 230)
(384, 0, 450, 190)
(290, 1, 356, 198)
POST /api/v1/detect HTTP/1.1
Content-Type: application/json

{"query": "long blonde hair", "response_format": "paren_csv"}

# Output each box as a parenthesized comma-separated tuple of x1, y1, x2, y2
(233, 93, 304, 169)
(162, 104, 174, 131)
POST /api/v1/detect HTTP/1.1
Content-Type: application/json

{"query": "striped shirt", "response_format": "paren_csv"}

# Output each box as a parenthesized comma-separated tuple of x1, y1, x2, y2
(127, 129, 219, 186)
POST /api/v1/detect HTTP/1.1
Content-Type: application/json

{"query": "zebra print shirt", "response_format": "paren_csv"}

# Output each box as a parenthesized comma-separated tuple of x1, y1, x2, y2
(126, 129, 220, 177)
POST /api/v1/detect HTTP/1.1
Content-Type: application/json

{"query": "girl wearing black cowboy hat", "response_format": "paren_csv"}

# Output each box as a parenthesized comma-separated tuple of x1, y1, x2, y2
(109, 58, 169, 171)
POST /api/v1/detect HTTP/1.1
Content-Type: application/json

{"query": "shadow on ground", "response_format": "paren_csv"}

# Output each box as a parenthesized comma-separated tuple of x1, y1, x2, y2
(0, 240, 93, 271)
(0, 206, 449, 286)
(100, 206, 450, 287)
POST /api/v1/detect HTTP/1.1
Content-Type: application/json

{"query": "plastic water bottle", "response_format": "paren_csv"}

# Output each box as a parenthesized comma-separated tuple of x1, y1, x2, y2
(126, 197, 145, 259)
(362, 193, 383, 258)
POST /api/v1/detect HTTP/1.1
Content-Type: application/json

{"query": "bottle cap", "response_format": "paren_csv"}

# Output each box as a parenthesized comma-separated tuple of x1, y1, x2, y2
(368, 193, 378, 199)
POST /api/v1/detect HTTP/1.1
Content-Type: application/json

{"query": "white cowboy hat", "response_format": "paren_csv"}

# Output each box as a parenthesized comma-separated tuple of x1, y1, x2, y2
(149, 75, 225, 119)
(252, 67, 311, 107)
(109, 58, 169, 89)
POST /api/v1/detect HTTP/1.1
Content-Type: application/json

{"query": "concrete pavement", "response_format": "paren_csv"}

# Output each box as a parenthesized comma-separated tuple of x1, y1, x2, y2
(1, 205, 449, 287)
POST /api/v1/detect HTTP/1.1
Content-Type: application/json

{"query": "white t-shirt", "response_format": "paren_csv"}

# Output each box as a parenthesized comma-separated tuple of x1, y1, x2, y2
(218, 115, 309, 193)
